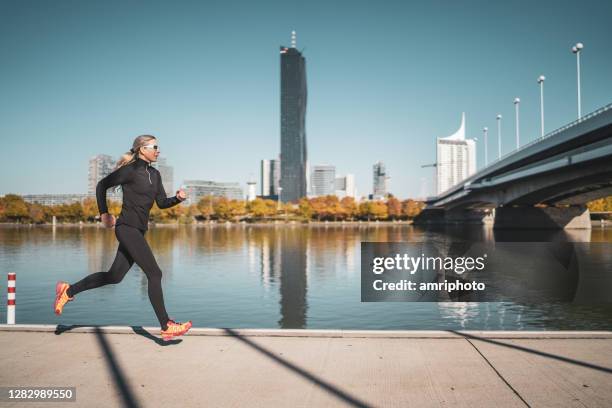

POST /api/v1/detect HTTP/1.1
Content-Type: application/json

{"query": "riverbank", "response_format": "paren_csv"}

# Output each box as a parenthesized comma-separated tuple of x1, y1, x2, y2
(1, 325, 611, 407)
(0, 220, 416, 228)
(2, 220, 611, 228)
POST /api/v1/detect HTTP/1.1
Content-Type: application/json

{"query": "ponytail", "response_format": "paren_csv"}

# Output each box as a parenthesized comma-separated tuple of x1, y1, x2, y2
(114, 135, 156, 170)
(115, 150, 137, 170)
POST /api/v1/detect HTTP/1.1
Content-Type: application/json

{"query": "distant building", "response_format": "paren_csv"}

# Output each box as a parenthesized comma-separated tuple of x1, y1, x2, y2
(436, 113, 476, 194)
(279, 31, 308, 202)
(335, 174, 356, 198)
(261, 159, 281, 198)
(182, 180, 244, 205)
(372, 162, 388, 199)
(88, 154, 121, 201)
(154, 157, 174, 196)
(247, 181, 257, 202)
(311, 165, 335, 196)
(22, 194, 90, 206)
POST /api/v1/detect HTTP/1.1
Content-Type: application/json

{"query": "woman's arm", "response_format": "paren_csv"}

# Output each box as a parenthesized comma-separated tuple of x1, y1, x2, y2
(155, 171, 184, 209)
(96, 164, 133, 215)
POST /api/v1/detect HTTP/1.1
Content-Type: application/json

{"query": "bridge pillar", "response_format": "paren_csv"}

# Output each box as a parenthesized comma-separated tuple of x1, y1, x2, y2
(494, 205, 592, 230)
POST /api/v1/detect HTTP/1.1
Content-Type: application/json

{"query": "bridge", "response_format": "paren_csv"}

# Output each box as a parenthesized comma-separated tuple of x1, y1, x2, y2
(416, 103, 612, 229)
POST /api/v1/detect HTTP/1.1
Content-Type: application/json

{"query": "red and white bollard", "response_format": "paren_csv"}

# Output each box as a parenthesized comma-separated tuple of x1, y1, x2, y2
(7, 272, 16, 324)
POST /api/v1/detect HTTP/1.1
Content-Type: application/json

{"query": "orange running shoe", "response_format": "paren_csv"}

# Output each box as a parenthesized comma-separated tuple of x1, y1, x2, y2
(160, 319, 193, 341)
(54, 281, 74, 315)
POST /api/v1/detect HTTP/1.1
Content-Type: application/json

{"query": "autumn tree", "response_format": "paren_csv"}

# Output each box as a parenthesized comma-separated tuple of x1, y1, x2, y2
(1, 194, 28, 222)
(298, 198, 313, 220)
(340, 197, 358, 221)
(402, 199, 425, 219)
(27, 202, 46, 224)
(587, 196, 612, 212)
(247, 198, 276, 219)
(197, 195, 215, 220)
(82, 197, 99, 221)
(386, 197, 402, 220)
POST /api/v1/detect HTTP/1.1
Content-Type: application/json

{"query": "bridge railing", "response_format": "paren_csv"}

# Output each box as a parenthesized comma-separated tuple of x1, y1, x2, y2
(431, 102, 612, 202)
(486, 102, 612, 168)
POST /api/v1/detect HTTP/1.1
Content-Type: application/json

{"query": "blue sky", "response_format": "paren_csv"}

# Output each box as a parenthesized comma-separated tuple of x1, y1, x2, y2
(1, 0, 610, 199)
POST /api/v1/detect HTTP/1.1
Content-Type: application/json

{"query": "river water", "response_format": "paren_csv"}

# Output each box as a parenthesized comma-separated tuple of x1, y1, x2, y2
(1, 224, 611, 330)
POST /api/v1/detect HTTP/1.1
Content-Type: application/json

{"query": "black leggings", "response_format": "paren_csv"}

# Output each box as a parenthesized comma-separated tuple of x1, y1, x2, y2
(67, 224, 170, 330)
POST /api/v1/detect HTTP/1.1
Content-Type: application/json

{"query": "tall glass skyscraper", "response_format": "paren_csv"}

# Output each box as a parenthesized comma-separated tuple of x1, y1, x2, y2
(279, 31, 308, 202)
(372, 161, 388, 199)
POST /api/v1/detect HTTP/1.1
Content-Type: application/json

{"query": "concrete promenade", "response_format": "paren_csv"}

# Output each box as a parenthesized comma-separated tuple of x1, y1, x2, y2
(0, 325, 611, 407)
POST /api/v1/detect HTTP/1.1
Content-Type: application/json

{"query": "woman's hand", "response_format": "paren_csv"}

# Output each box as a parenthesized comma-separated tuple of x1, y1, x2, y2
(176, 189, 187, 201)
(101, 213, 116, 228)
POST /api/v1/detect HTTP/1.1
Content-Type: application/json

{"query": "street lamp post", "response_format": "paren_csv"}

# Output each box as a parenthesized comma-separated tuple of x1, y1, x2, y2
(472, 137, 479, 170)
(277, 187, 283, 212)
(513, 97, 520, 149)
(496, 114, 502, 159)
(483, 127, 488, 166)
(537, 75, 546, 138)
(572, 42, 584, 118)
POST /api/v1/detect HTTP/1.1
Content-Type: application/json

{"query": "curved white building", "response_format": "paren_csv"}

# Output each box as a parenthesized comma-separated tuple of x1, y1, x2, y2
(436, 113, 476, 194)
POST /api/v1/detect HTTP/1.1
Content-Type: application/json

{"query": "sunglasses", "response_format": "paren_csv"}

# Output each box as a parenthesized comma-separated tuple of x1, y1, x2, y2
(142, 144, 159, 151)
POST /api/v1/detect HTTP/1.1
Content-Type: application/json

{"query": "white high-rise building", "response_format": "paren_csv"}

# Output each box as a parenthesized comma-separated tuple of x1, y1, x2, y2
(88, 154, 121, 201)
(436, 113, 476, 194)
(182, 180, 244, 205)
(154, 157, 174, 195)
(335, 174, 356, 198)
(88, 155, 115, 196)
(261, 159, 281, 197)
(311, 165, 336, 196)
(247, 181, 257, 201)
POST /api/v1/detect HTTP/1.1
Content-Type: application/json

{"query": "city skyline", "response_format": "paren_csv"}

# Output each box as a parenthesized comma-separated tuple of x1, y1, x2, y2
(1, 0, 611, 199)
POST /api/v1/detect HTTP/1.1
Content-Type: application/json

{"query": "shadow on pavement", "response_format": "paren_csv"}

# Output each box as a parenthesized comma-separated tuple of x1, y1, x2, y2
(93, 326, 141, 408)
(130, 326, 182, 346)
(53, 324, 142, 408)
(451, 330, 612, 374)
(224, 328, 374, 408)
(54, 324, 181, 346)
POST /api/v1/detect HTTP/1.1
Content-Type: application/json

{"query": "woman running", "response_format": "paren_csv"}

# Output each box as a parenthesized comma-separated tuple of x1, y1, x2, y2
(54, 135, 192, 341)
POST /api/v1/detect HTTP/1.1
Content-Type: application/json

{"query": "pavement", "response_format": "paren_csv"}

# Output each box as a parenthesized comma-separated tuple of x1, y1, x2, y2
(0, 325, 611, 407)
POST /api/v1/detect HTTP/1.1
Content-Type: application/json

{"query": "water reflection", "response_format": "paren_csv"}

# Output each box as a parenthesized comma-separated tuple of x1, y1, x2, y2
(0, 224, 611, 330)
